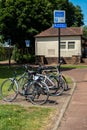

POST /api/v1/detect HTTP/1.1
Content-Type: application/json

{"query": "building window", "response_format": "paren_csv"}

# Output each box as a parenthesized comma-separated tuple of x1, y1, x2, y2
(60, 42, 66, 49)
(68, 42, 75, 49)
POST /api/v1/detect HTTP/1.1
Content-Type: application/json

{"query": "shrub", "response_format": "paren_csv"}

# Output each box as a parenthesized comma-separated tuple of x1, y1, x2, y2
(12, 46, 23, 63)
(12, 46, 35, 63)
(0, 47, 6, 61)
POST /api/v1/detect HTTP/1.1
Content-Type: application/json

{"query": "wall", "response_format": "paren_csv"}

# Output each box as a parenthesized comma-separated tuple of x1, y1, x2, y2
(35, 36, 82, 57)
(35, 37, 58, 57)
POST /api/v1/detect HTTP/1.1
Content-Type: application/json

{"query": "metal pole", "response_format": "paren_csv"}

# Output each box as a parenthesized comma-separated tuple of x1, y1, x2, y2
(8, 39, 11, 68)
(58, 28, 60, 72)
(8, 44, 11, 67)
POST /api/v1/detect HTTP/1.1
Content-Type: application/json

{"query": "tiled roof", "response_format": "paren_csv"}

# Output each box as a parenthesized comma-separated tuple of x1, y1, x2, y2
(35, 27, 83, 37)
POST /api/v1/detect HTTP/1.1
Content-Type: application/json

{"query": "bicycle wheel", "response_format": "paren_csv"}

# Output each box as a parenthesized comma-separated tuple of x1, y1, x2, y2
(0, 78, 18, 102)
(46, 75, 59, 95)
(26, 81, 49, 105)
(18, 75, 29, 95)
(62, 75, 69, 91)
(55, 75, 65, 96)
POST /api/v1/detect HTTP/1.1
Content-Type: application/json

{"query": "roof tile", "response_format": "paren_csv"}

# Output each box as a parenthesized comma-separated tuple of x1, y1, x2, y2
(35, 27, 83, 37)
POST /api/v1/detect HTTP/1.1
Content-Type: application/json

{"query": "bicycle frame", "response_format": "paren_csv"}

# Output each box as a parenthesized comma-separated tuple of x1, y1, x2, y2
(34, 73, 56, 89)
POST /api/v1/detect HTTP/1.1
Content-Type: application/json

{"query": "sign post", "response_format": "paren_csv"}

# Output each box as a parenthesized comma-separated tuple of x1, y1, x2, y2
(25, 40, 30, 47)
(7, 39, 11, 67)
(53, 10, 67, 71)
(25, 39, 30, 55)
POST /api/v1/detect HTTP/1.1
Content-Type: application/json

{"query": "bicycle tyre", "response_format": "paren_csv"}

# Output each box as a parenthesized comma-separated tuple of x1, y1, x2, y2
(26, 80, 49, 105)
(55, 75, 65, 96)
(62, 75, 69, 91)
(47, 75, 59, 95)
(0, 78, 18, 102)
(18, 75, 29, 95)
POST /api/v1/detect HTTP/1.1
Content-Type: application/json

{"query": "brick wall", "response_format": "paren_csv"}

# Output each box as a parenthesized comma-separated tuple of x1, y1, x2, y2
(35, 56, 81, 64)
(82, 58, 87, 64)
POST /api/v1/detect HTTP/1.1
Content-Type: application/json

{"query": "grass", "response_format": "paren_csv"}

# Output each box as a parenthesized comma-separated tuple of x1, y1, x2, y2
(62, 64, 87, 69)
(0, 65, 26, 84)
(0, 104, 55, 130)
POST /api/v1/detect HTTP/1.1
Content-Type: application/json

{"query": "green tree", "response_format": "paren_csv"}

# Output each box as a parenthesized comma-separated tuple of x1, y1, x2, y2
(72, 5, 84, 27)
(0, 0, 84, 51)
(48, 0, 84, 27)
(83, 26, 87, 37)
(0, 0, 52, 49)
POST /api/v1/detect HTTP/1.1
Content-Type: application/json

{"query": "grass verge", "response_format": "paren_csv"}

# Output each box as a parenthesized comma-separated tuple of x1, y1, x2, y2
(0, 104, 55, 130)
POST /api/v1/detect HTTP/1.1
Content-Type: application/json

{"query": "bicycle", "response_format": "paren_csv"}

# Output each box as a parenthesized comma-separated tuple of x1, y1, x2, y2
(18, 63, 69, 100)
(18, 63, 68, 97)
(0, 65, 49, 105)
(17, 65, 49, 105)
(0, 65, 29, 102)
(0, 71, 19, 102)
(35, 61, 69, 96)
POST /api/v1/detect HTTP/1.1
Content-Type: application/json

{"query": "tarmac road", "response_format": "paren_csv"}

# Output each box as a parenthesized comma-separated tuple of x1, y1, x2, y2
(58, 68, 87, 130)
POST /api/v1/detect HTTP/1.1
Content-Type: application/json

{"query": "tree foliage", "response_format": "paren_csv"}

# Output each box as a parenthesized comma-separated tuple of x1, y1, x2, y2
(0, 0, 84, 50)
(83, 26, 87, 37)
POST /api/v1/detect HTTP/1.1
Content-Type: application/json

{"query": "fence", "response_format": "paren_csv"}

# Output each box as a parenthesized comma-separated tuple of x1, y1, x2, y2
(0, 47, 13, 61)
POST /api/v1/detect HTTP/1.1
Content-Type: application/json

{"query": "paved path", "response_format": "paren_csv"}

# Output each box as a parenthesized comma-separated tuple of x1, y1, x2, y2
(58, 68, 87, 130)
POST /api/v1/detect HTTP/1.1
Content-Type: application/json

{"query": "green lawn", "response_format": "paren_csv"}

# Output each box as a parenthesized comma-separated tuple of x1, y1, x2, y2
(62, 64, 87, 69)
(0, 65, 25, 84)
(0, 104, 55, 130)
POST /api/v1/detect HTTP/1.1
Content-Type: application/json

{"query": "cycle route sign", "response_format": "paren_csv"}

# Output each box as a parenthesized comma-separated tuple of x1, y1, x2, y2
(53, 10, 67, 66)
(53, 10, 67, 28)
(25, 40, 30, 47)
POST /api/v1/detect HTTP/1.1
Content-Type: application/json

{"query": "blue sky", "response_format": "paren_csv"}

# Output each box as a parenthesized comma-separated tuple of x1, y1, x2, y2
(69, 0, 87, 26)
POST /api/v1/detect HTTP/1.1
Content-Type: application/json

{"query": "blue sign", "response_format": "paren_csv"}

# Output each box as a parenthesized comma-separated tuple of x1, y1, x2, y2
(25, 40, 30, 47)
(53, 23, 67, 28)
(54, 10, 65, 23)
(54, 11, 64, 17)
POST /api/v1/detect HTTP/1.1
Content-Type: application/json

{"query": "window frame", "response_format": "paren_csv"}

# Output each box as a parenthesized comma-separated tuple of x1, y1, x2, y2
(60, 42, 66, 49)
(68, 41, 75, 49)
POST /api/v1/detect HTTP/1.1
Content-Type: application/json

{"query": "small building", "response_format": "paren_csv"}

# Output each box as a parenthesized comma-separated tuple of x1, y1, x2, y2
(35, 27, 86, 64)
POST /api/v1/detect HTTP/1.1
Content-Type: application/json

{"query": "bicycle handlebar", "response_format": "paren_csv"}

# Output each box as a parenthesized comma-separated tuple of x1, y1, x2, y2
(17, 60, 64, 75)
